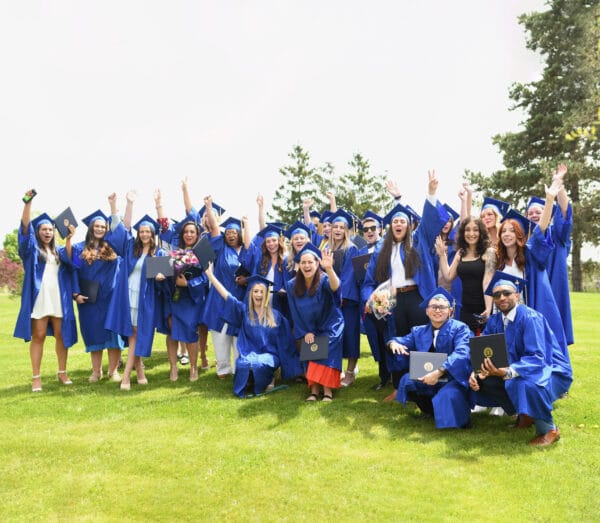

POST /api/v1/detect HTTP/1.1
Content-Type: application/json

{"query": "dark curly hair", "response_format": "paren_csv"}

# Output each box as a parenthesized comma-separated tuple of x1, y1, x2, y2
(455, 217, 490, 257)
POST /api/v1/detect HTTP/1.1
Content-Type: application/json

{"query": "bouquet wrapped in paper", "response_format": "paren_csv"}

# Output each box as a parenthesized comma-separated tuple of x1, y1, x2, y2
(368, 280, 396, 320)
(169, 249, 201, 301)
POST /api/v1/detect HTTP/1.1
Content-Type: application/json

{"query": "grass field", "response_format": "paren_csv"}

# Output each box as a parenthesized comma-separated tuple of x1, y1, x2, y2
(0, 293, 598, 522)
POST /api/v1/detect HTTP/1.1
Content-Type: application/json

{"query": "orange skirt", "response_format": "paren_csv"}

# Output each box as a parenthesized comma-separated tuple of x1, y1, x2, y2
(306, 362, 341, 389)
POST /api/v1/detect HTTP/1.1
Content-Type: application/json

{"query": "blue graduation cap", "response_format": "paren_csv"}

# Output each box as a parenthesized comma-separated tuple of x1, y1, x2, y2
(330, 209, 354, 229)
(284, 221, 310, 239)
(267, 221, 288, 230)
(82, 210, 110, 228)
(293, 243, 322, 263)
(443, 203, 460, 222)
(133, 214, 159, 234)
(320, 210, 334, 223)
(502, 209, 535, 237)
(198, 202, 226, 218)
(405, 205, 422, 223)
(257, 224, 282, 239)
(484, 271, 527, 297)
(526, 196, 545, 211)
(383, 204, 412, 227)
(221, 217, 242, 231)
(481, 197, 510, 218)
(419, 286, 461, 310)
(359, 210, 383, 230)
(246, 274, 273, 289)
(31, 212, 54, 230)
(309, 210, 322, 220)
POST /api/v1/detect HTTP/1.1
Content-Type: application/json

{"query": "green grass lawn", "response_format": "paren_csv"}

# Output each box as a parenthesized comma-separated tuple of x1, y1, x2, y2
(0, 293, 598, 522)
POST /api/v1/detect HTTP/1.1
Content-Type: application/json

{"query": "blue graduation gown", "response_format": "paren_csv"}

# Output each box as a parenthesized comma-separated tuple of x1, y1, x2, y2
(14, 222, 78, 348)
(476, 305, 569, 419)
(201, 235, 247, 336)
(517, 226, 571, 369)
(392, 319, 472, 429)
(104, 222, 164, 357)
(222, 293, 297, 397)
(72, 242, 123, 349)
(546, 205, 574, 345)
(336, 243, 361, 359)
(286, 274, 344, 371)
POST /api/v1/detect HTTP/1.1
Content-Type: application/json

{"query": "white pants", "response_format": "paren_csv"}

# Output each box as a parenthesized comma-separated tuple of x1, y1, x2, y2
(211, 323, 238, 376)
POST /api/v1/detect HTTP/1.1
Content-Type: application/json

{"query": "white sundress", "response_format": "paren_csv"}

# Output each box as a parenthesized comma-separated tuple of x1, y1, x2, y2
(128, 254, 146, 327)
(31, 255, 63, 319)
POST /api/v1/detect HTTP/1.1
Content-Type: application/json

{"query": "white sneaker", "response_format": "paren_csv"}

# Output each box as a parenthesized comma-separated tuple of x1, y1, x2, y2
(490, 407, 505, 416)
(471, 405, 488, 413)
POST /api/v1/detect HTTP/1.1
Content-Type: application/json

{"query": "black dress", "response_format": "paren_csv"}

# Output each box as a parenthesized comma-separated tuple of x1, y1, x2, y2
(457, 257, 485, 333)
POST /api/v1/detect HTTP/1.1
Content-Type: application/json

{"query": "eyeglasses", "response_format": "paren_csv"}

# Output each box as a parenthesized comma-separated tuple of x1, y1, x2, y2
(492, 290, 514, 299)
(427, 305, 449, 311)
(362, 226, 378, 233)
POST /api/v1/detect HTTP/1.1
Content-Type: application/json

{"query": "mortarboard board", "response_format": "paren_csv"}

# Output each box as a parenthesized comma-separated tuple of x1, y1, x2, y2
(133, 214, 159, 234)
(419, 286, 461, 310)
(526, 196, 545, 210)
(257, 224, 282, 239)
(246, 274, 273, 289)
(54, 207, 78, 239)
(309, 210, 322, 220)
(82, 210, 109, 228)
(221, 217, 242, 231)
(330, 209, 354, 229)
(405, 205, 422, 223)
(284, 221, 311, 239)
(198, 202, 226, 218)
(320, 210, 334, 223)
(484, 271, 527, 297)
(294, 243, 322, 263)
(383, 204, 412, 227)
(359, 210, 383, 230)
(481, 197, 510, 218)
(31, 212, 54, 230)
(443, 203, 460, 223)
(267, 221, 288, 230)
(501, 209, 535, 237)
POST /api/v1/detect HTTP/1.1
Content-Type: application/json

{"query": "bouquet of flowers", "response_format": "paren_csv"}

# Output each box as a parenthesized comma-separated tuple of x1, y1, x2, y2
(368, 280, 396, 320)
(169, 249, 200, 301)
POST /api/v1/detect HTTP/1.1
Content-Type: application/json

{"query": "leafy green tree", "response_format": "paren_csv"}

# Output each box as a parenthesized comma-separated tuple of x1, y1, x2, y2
(271, 145, 324, 225)
(3, 229, 19, 263)
(466, 0, 600, 291)
(336, 153, 388, 218)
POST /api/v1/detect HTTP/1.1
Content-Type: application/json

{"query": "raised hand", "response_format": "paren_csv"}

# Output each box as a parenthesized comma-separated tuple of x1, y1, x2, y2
(385, 179, 401, 199)
(427, 169, 438, 195)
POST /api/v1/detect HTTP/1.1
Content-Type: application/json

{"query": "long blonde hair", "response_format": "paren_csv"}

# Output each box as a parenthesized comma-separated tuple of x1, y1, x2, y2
(247, 283, 277, 328)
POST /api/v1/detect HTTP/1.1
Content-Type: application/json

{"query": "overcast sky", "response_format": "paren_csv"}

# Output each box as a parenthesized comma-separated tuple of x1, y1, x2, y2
(0, 0, 550, 246)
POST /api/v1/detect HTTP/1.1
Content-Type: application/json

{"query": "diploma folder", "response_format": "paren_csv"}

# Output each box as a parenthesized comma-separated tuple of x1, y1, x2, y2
(145, 256, 174, 278)
(79, 279, 100, 304)
(469, 333, 509, 372)
(54, 207, 78, 239)
(299, 336, 329, 361)
(192, 236, 216, 269)
(409, 352, 448, 381)
(351, 253, 372, 284)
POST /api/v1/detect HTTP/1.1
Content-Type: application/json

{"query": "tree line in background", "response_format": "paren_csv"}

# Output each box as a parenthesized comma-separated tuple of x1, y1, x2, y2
(1, 0, 598, 294)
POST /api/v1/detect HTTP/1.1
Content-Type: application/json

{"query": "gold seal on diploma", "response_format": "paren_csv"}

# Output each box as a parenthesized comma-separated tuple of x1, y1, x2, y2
(310, 344, 318, 352)
(483, 347, 493, 358)
(424, 362, 434, 372)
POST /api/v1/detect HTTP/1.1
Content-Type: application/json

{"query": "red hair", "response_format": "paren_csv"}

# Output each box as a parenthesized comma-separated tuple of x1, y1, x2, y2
(496, 219, 526, 272)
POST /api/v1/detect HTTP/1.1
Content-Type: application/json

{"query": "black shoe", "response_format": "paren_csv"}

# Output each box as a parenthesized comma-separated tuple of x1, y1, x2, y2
(373, 381, 389, 391)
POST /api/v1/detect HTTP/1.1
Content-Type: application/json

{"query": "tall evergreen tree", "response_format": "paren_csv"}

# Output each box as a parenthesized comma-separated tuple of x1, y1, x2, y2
(466, 0, 599, 291)
(336, 153, 388, 218)
(271, 145, 322, 226)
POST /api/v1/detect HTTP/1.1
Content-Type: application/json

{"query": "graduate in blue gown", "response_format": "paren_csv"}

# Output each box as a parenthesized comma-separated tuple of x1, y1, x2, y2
(282, 221, 311, 291)
(104, 192, 166, 390)
(205, 267, 297, 397)
(389, 288, 472, 429)
(72, 209, 124, 383)
(200, 197, 249, 378)
(155, 187, 208, 382)
(14, 192, 78, 391)
(469, 275, 565, 446)
(362, 171, 450, 397)
(286, 244, 344, 402)
(322, 209, 361, 387)
(525, 163, 574, 345)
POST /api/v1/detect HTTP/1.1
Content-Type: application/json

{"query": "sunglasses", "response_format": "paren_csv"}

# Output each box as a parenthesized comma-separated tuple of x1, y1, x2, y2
(492, 290, 514, 299)
(362, 226, 378, 233)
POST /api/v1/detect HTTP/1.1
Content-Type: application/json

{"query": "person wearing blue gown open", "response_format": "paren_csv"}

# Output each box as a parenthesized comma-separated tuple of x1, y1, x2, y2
(14, 190, 78, 392)
(204, 265, 296, 398)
